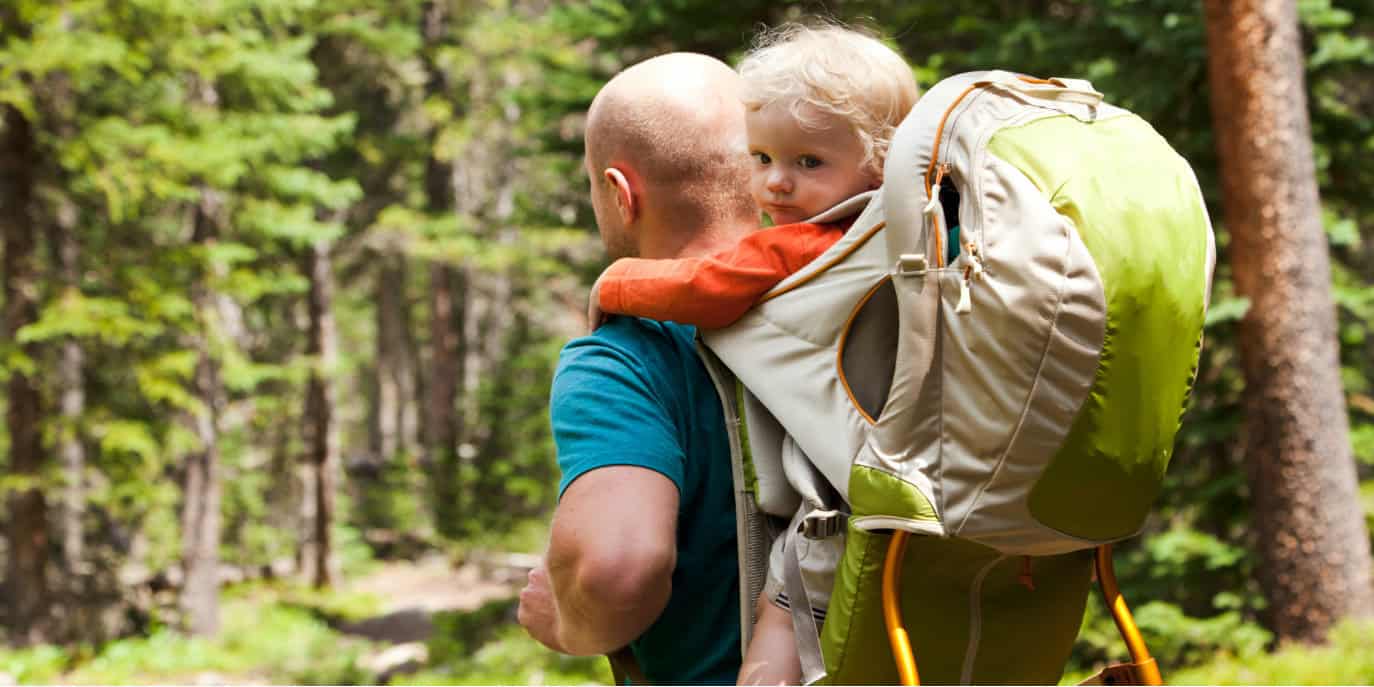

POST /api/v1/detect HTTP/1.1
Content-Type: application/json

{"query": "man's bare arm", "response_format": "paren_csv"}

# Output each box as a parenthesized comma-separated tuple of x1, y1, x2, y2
(522, 465, 679, 655)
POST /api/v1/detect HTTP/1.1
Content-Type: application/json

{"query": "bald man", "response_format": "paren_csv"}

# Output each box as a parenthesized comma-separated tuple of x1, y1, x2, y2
(516, 54, 757, 683)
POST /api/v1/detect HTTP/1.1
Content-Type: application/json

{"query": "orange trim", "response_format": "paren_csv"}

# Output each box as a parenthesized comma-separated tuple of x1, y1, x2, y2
(756, 222, 886, 305)
(884, 531, 919, 685)
(836, 276, 894, 425)
(1016, 75, 1065, 87)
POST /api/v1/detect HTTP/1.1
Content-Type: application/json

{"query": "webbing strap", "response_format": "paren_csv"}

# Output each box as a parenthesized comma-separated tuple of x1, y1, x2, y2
(607, 646, 648, 685)
(783, 533, 827, 685)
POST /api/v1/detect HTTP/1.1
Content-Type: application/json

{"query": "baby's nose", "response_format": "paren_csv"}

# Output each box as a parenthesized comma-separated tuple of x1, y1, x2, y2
(766, 170, 792, 194)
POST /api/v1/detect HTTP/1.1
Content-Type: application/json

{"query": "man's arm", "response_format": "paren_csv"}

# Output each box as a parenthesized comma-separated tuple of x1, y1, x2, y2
(520, 328, 689, 656)
(521, 465, 679, 655)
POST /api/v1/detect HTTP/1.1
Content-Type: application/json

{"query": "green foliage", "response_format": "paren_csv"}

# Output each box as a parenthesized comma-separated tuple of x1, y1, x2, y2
(1170, 620, 1374, 685)
(405, 605, 609, 686)
(0, 643, 68, 684)
(399, 625, 609, 685)
(224, 581, 384, 625)
(0, 588, 379, 685)
(445, 518, 551, 569)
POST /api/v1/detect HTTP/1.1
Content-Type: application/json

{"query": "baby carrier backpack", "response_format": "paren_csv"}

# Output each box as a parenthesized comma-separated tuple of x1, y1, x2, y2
(695, 70, 1216, 685)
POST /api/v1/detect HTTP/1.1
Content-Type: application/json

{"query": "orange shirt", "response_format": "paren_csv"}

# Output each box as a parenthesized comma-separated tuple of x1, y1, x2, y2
(597, 220, 850, 330)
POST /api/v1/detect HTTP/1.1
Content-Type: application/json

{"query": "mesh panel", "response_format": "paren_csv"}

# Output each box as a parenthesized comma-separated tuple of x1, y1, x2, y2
(743, 492, 770, 629)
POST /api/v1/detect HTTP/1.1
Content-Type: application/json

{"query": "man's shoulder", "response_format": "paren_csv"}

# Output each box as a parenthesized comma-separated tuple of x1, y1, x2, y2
(557, 316, 698, 375)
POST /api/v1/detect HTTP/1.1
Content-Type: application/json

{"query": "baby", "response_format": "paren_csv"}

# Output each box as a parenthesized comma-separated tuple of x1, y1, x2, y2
(590, 22, 919, 331)
(592, 22, 918, 683)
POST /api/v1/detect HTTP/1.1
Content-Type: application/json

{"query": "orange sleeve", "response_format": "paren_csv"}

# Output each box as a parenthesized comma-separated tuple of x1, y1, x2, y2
(597, 222, 845, 329)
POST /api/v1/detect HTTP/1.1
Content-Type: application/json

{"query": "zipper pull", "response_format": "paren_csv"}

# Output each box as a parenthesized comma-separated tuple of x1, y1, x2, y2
(922, 164, 951, 215)
(922, 185, 941, 215)
(956, 248, 982, 315)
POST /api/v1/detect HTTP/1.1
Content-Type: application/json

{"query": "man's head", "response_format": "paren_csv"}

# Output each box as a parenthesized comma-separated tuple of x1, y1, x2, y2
(584, 53, 756, 259)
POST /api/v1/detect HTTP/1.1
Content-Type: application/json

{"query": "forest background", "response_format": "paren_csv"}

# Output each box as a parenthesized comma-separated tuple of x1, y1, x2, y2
(1, 0, 1373, 684)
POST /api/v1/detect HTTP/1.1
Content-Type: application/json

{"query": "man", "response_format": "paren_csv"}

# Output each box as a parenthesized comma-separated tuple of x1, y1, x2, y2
(516, 53, 759, 683)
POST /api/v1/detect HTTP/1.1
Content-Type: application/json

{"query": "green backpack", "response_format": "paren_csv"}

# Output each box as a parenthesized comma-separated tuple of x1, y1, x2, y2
(698, 70, 1214, 684)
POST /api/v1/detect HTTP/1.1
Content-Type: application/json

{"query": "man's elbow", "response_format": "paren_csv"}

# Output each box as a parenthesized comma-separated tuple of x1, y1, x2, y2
(573, 540, 675, 613)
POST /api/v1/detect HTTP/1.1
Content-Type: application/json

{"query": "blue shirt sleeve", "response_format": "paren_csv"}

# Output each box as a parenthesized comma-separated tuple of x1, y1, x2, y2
(551, 329, 686, 498)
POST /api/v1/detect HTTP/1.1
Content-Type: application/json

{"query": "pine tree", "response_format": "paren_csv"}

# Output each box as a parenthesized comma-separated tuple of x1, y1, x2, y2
(1204, 0, 1374, 642)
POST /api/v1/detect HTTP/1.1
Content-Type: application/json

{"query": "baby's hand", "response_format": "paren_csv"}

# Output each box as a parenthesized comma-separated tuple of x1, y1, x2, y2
(586, 273, 608, 334)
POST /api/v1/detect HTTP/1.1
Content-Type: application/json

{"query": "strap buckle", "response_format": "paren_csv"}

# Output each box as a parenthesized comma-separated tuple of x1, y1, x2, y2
(799, 509, 846, 540)
(896, 253, 928, 277)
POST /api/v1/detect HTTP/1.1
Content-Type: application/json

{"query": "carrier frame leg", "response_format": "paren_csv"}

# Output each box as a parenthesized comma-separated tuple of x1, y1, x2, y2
(882, 531, 920, 685)
(881, 539, 1161, 686)
(1092, 544, 1162, 685)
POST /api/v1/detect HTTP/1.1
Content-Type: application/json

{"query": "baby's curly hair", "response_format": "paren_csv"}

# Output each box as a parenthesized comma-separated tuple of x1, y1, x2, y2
(737, 21, 919, 175)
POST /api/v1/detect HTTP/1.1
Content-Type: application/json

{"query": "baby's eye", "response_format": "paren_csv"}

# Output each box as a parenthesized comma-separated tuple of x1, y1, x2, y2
(798, 155, 823, 169)
(753, 152, 772, 165)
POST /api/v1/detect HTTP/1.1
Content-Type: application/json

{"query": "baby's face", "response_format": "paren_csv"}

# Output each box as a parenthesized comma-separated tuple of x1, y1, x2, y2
(745, 102, 878, 226)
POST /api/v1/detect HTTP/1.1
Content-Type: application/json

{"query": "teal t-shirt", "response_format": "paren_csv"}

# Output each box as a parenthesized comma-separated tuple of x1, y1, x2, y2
(551, 316, 741, 684)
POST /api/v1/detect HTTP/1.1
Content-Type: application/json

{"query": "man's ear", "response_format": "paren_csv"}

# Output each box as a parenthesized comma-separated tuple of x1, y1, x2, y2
(604, 167, 637, 225)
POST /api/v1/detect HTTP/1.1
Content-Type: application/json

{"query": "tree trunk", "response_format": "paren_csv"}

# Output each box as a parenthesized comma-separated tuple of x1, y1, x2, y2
(421, 0, 470, 539)
(303, 240, 339, 588)
(181, 188, 225, 637)
(2, 103, 51, 647)
(427, 262, 466, 538)
(1204, 0, 1374, 643)
(53, 199, 86, 576)
(371, 254, 418, 465)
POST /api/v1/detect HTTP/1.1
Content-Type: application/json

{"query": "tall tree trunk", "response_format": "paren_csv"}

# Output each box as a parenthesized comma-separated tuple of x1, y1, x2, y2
(1205, 0, 1374, 643)
(181, 188, 225, 637)
(371, 254, 418, 465)
(427, 261, 466, 539)
(2, 103, 51, 647)
(52, 199, 86, 575)
(303, 240, 339, 588)
(421, 0, 469, 539)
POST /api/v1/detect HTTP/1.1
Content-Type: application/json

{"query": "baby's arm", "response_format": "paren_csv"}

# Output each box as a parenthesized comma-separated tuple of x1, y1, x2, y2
(596, 222, 842, 329)
(738, 595, 802, 685)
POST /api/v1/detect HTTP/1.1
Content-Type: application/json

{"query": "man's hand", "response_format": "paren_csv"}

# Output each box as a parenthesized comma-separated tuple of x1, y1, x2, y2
(518, 563, 566, 653)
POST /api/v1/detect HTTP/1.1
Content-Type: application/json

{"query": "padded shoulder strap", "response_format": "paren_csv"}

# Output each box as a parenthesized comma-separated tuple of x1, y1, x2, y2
(806, 190, 876, 224)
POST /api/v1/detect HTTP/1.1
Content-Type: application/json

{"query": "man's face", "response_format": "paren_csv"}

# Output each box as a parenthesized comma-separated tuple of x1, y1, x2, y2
(746, 102, 877, 226)
(587, 158, 636, 259)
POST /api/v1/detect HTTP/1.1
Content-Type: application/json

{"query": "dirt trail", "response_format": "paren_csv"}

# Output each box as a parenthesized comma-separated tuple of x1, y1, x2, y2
(339, 553, 527, 644)
(352, 554, 520, 614)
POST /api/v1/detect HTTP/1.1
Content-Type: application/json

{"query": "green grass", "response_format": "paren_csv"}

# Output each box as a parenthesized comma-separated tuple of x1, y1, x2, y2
(0, 583, 381, 685)
(396, 625, 610, 686)
(64, 596, 376, 684)
(8, 571, 1366, 686)
(0, 578, 605, 686)
(1170, 620, 1374, 685)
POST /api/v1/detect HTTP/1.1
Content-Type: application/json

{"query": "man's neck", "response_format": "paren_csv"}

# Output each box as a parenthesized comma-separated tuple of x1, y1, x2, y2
(639, 218, 755, 260)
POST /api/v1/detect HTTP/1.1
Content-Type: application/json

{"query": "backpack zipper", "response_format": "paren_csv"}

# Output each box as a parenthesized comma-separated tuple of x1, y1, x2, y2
(925, 81, 992, 267)
(925, 74, 1062, 269)
(955, 242, 984, 315)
